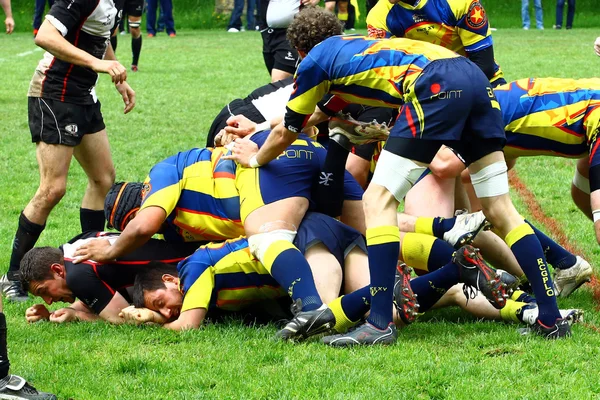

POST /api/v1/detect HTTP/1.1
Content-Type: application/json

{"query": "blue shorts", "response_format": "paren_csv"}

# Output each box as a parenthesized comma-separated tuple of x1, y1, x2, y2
(294, 212, 366, 268)
(386, 57, 506, 164)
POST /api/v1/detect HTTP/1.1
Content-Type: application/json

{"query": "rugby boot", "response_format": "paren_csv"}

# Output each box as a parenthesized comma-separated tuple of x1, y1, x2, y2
(525, 318, 572, 339)
(443, 210, 491, 249)
(453, 245, 508, 309)
(275, 299, 335, 342)
(392, 262, 419, 325)
(554, 256, 593, 297)
(0, 375, 57, 400)
(322, 321, 398, 347)
(0, 274, 28, 302)
(497, 269, 520, 296)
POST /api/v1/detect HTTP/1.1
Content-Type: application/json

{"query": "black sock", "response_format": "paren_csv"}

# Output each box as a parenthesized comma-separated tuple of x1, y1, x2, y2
(110, 35, 118, 52)
(8, 212, 45, 277)
(0, 314, 10, 379)
(80, 208, 105, 233)
(315, 140, 350, 217)
(131, 36, 142, 66)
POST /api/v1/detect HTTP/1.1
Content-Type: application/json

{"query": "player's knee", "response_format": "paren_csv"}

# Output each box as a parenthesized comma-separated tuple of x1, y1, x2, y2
(90, 168, 116, 193)
(248, 226, 297, 262)
(36, 183, 67, 207)
(129, 24, 141, 38)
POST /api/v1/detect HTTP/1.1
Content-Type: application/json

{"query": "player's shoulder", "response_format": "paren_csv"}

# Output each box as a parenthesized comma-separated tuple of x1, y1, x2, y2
(445, 0, 480, 17)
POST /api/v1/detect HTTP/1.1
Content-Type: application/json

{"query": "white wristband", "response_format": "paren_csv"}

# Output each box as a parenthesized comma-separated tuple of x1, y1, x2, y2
(249, 155, 261, 168)
(593, 210, 600, 223)
(255, 121, 270, 132)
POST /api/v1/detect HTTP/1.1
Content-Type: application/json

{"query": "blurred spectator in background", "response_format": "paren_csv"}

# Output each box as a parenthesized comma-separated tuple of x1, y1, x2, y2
(554, 0, 575, 29)
(227, 0, 256, 32)
(335, 0, 355, 31)
(32, 0, 53, 36)
(1, 0, 13, 33)
(522, 0, 543, 30)
(147, 0, 175, 37)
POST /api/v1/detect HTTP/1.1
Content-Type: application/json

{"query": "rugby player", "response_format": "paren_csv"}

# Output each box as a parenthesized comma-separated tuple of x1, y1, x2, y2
(366, 0, 505, 87)
(226, 8, 568, 341)
(123, 212, 527, 336)
(3, 0, 135, 301)
(20, 233, 194, 324)
(110, 0, 144, 71)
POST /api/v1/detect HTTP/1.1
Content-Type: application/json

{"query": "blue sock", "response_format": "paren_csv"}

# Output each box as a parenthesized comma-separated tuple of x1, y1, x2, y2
(525, 220, 576, 270)
(266, 242, 323, 312)
(432, 216, 456, 239)
(507, 224, 560, 326)
(340, 285, 371, 322)
(427, 239, 455, 272)
(410, 262, 460, 312)
(366, 226, 400, 329)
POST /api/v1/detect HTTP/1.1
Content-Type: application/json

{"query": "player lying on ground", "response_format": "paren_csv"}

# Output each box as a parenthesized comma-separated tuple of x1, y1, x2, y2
(20, 232, 195, 324)
(122, 213, 581, 341)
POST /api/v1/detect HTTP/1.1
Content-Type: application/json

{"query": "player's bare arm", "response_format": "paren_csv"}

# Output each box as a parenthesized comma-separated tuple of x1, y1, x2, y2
(35, 19, 128, 84)
(162, 308, 207, 331)
(224, 123, 298, 167)
(74, 206, 166, 263)
(105, 43, 136, 114)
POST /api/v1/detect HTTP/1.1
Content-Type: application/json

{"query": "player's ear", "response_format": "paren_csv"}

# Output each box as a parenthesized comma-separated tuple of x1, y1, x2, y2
(50, 263, 65, 278)
(162, 274, 178, 284)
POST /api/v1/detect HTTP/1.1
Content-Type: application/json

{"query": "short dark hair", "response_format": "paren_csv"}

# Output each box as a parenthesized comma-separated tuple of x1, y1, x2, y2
(287, 7, 344, 54)
(132, 261, 178, 308)
(20, 247, 64, 292)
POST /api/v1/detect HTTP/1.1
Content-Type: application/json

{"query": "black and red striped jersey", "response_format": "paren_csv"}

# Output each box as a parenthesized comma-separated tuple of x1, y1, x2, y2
(28, 0, 124, 104)
(60, 231, 197, 314)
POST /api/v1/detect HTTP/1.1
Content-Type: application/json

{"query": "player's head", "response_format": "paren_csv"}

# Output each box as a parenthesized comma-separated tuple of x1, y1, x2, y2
(133, 262, 182, 321)
(20, 247, 75, 304)
(287, 7, 343, 55)
(104, 181, 143, 231)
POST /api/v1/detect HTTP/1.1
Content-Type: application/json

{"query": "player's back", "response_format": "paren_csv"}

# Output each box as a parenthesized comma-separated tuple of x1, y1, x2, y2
(496, 77, 600, 158)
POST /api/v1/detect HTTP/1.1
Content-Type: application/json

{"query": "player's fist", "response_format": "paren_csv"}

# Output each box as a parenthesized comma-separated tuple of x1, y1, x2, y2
(224, 115, 257, 137)
(595, 37, 600, 57)
(25, 304, 51, 323)
(92, 59, 127, 84)
(49, 307, 77, 323)
(119, 306, 166, 325)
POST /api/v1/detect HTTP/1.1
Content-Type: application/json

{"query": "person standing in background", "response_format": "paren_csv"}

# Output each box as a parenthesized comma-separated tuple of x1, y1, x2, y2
(147, 0, 175, 37)
(110, 0, 144, 71)
(1, 0, 13, 33)
(335, 0, 355, 31)
(522, 0, 544, 30)
(32, 0, 53, 36)
(554, 0, 575, 29)
(227, 0, 256, 32)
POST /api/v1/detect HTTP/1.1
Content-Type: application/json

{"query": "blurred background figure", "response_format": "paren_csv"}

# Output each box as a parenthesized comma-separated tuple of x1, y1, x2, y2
(227, 0, 256, 32)
(1, 0, 13, 33)
(554, 0, 575, 29)
(335, 0, 356, 31)
(522, 0, 544, 30)
(147, 0, 175, 37)
(32, 0, 53, 36)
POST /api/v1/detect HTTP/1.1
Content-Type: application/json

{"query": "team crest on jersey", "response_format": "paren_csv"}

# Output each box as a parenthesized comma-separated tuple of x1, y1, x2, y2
(466, 1, 487, 29)
(412, 13, 426, 23)
(141, 183, 151, 201)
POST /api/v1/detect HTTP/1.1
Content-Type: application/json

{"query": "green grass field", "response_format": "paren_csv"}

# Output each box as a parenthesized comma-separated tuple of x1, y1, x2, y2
(1, 29, 600, 399)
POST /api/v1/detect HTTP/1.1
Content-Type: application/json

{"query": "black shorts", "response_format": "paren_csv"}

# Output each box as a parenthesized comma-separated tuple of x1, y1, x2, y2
(28, 97, 105, 146)
(124, 0, 143, 17)
(261, 28, 299, 75)
(206, 99, 264, 147)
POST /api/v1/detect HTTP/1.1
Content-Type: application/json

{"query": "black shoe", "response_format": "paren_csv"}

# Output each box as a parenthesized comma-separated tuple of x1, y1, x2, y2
(529, 318, 572, 339)
(393, 263, 419, 324)
(0, 275, 29, 302)
(497, 269, 520, 295)
(275, 299, 335, 342)
(322, 321, 398, 347)
(0, 375, 57, 399)
(453, 245, 508, 309)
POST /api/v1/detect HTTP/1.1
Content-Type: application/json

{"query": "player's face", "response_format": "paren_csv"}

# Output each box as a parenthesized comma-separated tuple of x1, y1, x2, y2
(29, 277, 75, 305)
(145, 282, 183, 321)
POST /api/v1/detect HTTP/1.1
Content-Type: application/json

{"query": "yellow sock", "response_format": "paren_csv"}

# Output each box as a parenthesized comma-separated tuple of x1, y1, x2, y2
(414, 217, 435, 236)
(401, 233, 435, 272)
(328, 296, 359, 333)
(499, 299, 528, 323)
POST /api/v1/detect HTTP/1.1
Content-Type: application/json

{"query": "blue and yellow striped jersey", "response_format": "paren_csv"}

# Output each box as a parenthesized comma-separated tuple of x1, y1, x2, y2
(178, 237, 286, 312)
(140, 147, 245, 242)
(284, 35, 458, 132)
(496, 78, 600, 164)
(366, 0, 503, 85)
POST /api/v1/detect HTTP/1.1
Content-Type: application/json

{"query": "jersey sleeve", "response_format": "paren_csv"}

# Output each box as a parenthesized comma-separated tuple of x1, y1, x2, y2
(180, 262, 215, 313)
(66, 264, 116, 314)
(366, 0, 393, 38)
(587, 116, 600, 192)
(139, 164, 182, 216)
(284, 55, 331, 132)
(46, 0, 97, 36)
(448, 0, 493, 52)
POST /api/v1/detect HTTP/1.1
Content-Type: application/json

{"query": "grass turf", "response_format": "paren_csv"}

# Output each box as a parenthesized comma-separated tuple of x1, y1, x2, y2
(1, 29, 600, 399)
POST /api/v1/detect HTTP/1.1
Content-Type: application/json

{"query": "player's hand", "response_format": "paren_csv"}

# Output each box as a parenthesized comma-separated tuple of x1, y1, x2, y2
(92, 59, 127, 84)
(119, 306, 166, 325)
(222, 138, 259, 167)
(224, 115, 257, 137)
(25, 304, 51, 323)
(213, 129, 239, 147)
(72, 239, 113, 263)
(49, 307, 77, 323)
(115, 81, 136, 114)
(5, 17, 14, 34)
(595, 37, 600, 57)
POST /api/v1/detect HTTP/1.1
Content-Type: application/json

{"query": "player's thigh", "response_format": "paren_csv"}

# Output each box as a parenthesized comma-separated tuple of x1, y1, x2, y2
(343, 246, 370, 294)
(345, 147, 373, 189)
(305, 243, 343, 303)
(35, 142, 74, 188)
(74, 129, 115, 186)
(404, 173, 455, 217)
